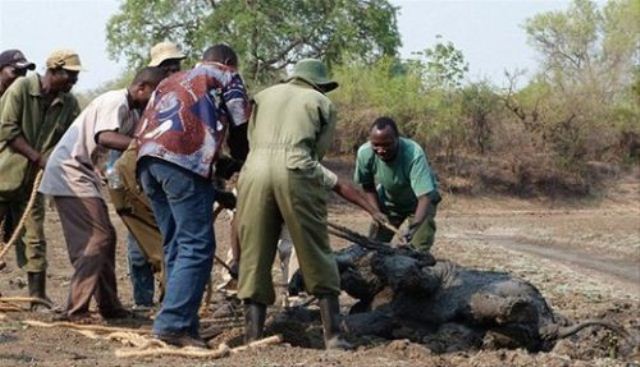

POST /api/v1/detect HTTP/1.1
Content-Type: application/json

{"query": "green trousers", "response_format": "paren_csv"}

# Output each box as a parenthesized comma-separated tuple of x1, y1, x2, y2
(236, 154, 340, 305)
(369, 208, 437, 252)
(0, 186, 47, 273)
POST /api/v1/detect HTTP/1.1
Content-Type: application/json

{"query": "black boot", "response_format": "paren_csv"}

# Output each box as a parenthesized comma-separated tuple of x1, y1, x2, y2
(27, 271, 52, 311)
(244, 301, 266, 344)
(318, 295, 352, 350)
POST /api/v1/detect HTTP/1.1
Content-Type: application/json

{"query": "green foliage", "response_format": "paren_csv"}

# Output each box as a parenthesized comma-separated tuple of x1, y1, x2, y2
(516, 0, 640, 169)
(460, 81, 499, 154)
(413, 35, 469, 90)
(106, 0, 401, 84)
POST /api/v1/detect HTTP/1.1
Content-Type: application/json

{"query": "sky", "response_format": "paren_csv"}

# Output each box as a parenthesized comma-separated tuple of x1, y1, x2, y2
(0, 0, 599, 92)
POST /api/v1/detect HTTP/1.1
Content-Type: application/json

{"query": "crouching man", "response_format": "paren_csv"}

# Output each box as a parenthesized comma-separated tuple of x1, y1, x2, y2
(39, 67, 166, 322)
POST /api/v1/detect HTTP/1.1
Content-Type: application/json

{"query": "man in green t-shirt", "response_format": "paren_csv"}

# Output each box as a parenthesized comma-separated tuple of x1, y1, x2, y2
(354, 116, 441, 252)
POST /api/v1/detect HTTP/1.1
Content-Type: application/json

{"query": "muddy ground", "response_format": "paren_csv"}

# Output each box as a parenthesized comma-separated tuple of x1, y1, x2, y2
(0, 162, 638, 367)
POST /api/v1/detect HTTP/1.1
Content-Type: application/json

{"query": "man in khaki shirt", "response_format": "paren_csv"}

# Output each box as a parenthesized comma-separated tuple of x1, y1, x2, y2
(0, 49, 82, 308)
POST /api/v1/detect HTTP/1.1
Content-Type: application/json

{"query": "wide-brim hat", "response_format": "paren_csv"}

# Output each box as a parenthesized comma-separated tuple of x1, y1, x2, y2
(45, 49, 84, 71)
(286, 58, 338, 92)
(149, 41, 186, 67)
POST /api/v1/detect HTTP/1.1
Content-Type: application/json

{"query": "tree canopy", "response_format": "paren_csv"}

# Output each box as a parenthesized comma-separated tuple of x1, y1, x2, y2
(106, 0, 401, 83)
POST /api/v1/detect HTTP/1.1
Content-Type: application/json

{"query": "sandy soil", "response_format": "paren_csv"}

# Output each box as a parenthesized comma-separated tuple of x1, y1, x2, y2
(0, 164, 638, 366)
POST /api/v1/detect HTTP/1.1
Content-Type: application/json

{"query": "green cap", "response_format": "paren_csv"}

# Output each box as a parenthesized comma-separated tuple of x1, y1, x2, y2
(286, 58, 338, 92)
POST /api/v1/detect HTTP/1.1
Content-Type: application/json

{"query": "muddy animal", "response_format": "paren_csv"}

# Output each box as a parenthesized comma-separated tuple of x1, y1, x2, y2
(319, 223, 631, 353)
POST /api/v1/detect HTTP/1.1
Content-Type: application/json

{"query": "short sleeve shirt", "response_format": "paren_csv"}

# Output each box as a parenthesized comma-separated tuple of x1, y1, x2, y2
(354, 137, 438, 216)
(39, 89, 139, 198)
(137, 63, 250, 178)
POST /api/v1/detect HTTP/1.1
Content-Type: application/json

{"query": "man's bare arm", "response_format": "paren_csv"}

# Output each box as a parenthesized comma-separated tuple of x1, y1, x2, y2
(96, 131, 132, 151)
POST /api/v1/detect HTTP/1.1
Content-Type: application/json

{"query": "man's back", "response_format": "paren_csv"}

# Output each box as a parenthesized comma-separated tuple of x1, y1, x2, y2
(39, 89, 137, 198)
(248, 80, 335, 171)
(137, 64, 248, 178)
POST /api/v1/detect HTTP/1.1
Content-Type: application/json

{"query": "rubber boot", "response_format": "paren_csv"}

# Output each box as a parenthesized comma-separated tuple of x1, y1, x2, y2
(27, 271, 53, 311)
(244, 301, 266, 344)
(318, 295, 352, 350)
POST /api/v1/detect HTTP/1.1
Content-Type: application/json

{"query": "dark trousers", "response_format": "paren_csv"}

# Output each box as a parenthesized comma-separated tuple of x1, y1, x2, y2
(54, 196, 123, 317)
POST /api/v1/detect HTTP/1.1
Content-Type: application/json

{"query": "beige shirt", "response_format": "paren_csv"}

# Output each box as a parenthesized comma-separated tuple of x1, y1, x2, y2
(39, 89, 139, 198)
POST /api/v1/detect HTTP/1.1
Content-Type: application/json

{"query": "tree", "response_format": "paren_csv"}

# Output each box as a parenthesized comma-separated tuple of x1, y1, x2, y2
(522, 0, 640, 167)
(106, 0, 401, 83)
(411, 35, 469, 90)
(524, 0, 640, 99)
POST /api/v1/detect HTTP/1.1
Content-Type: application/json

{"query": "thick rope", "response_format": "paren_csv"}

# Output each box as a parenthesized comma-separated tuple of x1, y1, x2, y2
(115, 335, 282, 359)
(23, 319, 152, 334)
(0, 170, 44, 261)
(24, 318, 283, 360)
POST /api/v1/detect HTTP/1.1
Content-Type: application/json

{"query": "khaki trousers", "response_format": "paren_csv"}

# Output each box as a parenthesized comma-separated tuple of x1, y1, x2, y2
(237, 154, 340, 305)
(110, 145, 165, 292)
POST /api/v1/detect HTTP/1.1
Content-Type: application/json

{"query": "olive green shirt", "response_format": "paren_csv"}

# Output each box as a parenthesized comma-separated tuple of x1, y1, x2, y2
(248, 79, 338, 187)
(0, 74, 80, 199)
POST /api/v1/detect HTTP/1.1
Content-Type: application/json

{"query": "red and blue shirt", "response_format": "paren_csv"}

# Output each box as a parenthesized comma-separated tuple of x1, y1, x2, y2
(137, 63, 250, 178)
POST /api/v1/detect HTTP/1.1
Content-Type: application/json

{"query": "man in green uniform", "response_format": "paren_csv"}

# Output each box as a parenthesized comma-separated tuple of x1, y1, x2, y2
(354, 116, 441, 252)
(236, 59, 386, 349)
(0, 49, 82, 307)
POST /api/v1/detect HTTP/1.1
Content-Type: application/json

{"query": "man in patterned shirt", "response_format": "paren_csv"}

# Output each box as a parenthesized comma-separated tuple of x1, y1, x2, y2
(136, 44, 250, 348)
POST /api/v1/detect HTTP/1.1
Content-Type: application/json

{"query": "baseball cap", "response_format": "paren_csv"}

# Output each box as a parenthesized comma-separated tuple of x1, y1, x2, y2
(149, 41, 185, 67)
(45, 49, 84, 71)
(0, 49, 36, 70)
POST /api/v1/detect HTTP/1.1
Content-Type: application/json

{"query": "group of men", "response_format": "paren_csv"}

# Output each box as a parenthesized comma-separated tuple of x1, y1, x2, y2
(0, 42, 440, 350)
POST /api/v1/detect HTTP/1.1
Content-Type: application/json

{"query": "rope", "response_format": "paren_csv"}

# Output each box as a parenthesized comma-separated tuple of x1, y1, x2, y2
(115, 335, 282, 359)
(22, 319, 152, 334)
(0, 170, 44, 261)
(23, 317, 283, 360)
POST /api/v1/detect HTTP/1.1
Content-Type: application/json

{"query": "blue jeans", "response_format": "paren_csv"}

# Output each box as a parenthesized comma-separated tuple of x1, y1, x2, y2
(138, 158, 215, 337)
(127, 233, 155, 307)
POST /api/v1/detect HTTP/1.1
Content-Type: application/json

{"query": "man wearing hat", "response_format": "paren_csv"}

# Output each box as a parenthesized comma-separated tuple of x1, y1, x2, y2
(0, 49, 82, 308)
(148, 41, 186, 74)
(0, 49, 35, 97)
(111, 41, 185, 312)
(236, 58, 387, 349)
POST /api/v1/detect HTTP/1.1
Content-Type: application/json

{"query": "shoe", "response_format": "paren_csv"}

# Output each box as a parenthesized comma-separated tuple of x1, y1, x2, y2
(131, 304, 153, 315)
(101, 308, 146, 320)
(244, 301, 266, 344)
(27, 271, 54, 311)
(318, 295, 352, 350)
(54, 312, 102, 324)
(200, 324, 224, 340)
(154, 332, 207, 348)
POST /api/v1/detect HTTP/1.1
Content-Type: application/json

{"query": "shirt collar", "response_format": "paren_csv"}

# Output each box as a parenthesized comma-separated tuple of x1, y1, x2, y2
(29, 73, 66, 106)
